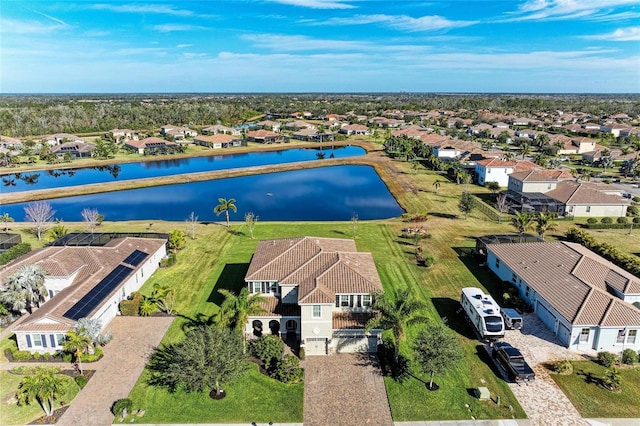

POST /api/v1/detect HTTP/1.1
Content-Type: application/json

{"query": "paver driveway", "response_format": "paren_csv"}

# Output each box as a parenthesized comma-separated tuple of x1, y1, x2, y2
(57, 316, 174, 426)
(303, 353, 393, 426)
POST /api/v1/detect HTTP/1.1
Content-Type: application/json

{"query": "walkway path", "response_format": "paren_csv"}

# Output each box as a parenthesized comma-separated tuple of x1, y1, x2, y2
(302, 353, 394, 426)
(57, 316, 173, 426)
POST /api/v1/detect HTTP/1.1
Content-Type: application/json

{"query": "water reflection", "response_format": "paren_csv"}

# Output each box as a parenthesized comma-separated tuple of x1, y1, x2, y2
(0, 165, 402, 222)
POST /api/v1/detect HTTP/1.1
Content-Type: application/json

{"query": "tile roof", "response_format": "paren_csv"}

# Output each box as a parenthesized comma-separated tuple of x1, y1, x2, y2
(333, 311, 380, 329)
(487, 241, 640, 327)
(4, 238, 166, 333)
(545, 181, 630, 205)
(245, 237, 382, 305)
(194, 134, 239, 143)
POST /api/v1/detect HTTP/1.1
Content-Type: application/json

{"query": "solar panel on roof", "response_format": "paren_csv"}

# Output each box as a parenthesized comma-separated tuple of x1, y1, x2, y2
(123, 249, 148, 267)
(63, 264, 134, 320)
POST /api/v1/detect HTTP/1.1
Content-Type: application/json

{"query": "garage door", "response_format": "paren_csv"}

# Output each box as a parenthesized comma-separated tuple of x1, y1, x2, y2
(333, 336, 377, 353)
(305, 338, 327, 356)
(558, 323, 571, 346)
(536, 301, 556, 332)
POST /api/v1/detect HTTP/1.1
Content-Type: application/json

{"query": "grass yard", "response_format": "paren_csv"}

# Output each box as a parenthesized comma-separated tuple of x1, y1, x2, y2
(551, 361, 640, 418)
(0, 370, 80, 425)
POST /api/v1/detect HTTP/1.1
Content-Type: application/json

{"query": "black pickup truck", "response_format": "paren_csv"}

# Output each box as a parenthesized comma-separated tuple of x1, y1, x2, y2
(492, 342, 535, 383)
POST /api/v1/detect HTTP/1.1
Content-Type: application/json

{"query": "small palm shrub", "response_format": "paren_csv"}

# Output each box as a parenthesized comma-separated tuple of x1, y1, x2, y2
(603, 366, 622, 392)
(586, 218, 598, 224)
(616, 217, 628, 224)
(112, 398, 133, 419)
(75, 375, 88, 388)
(32, 352, 41, 360)
(597, 351, 618, 367)
(621, 348, 639, 365)
(600, 217, 613, 224)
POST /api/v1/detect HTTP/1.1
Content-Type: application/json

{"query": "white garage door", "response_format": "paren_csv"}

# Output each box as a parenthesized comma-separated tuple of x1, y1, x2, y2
(536, 301, 556, 332)
(333, 336, 377, 353)
(305, 338, 327, 356)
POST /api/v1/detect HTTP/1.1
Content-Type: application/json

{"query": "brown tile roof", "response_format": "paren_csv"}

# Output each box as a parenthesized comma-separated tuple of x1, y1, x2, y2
(513, 160, 541, 173)
(247, 129, 278, 138)
(125, 137, 176, 149)
(476, 158, 518, 167)
(255, 297, 301, 317)
(245, 237, 382, 305)
(333, 311, 380, 329)
(545, 181, 630, 205)
(510, 169, 573, 183)
(487, 241, 640, 327)
(5, 238, 166, 333)
(194, 134, 239, 143)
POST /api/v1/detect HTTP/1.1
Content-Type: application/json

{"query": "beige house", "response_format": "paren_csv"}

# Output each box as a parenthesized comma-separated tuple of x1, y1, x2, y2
(546, 181, 630, 218)
(193, 134, 245, 149)
(244, 237, 383, 356)
(3, 237, 167, 354)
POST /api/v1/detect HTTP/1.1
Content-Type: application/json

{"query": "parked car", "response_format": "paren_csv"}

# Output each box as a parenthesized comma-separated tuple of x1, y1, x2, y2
(492, 342, 535, 383)
(501, 308, 523, 330)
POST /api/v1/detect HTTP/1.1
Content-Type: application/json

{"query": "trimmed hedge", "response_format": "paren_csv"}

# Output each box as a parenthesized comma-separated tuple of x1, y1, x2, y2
(582, 223, 636, 229)
(119, 291, 143, 316)
(0, 242, 32, 266)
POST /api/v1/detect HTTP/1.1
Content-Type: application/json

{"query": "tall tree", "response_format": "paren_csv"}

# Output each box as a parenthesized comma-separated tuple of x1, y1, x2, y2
(73, 318, 112, 347)
(433, 179, 443, 194)
(214, 198, 237, 228)
(534, 213, 557, 241)
(147, 326, 248, 397)
(244, 212, 258, 239)
(17, 366, 67, 419)
(24, 202, 56, 241)
(518, 142, 531, 159)
(458, 191, 475, 219)
(218, 287, 267, 332)
(412, 322, 463, 390)
(151, 283, 177, 315)
(511, 212, 534, 238)
(185, 211, 199, 240)
(365, 290, 429, 361)
(62, 329, 93, 375)
(81, 208, 101, 233)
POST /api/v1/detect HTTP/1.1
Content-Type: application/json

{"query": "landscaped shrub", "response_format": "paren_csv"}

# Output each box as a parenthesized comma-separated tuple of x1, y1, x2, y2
(112, 398, 133, 419)
(627, 206, 639, 216)
(586, 218, 598, 224)
(600, 217, 613, 224)
(633, 196, 640, 203)
(160, 253, 177, 268)
(621, 348, 639, 365)
(0, 243, 32, 266)
(597, 351, 618, 367)
(423, 254, 435, 267)
(616, 217, 628, 224)
(82, 346, 103, 362)
(75, 375, 88, 388)
(42, 352, 51, 361)
(634, 217, 640, 224)
(269, 354, 303, 384)
(32, 352, 41, 360)
(549, 360, 573, 375)
(248, 335, 284, 366)
(298, 347, 305, 360)
(120, 292, 143, 316)
(12, 349, 33, 361)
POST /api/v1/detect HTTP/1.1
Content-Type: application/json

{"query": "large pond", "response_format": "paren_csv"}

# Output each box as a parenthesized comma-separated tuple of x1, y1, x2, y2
(0, 165, 403, 222)
(0, 145, 364, 193)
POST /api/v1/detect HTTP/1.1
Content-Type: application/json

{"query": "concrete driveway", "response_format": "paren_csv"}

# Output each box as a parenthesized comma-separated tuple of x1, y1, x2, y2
(57, 316, 174, 426)
(303, 353, 394, 426)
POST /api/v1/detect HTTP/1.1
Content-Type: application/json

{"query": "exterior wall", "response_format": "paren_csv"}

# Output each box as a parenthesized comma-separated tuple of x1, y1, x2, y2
(300, 303, 333, 342)
(434, 148, 460, 158)
(622, 294, 640, 304)
(477, 166, 512, 187)
(16, 331, 68, 354)
(45, 272, 78, 296)
(566, 204, 628, 218)
(521, 181, 558, 193)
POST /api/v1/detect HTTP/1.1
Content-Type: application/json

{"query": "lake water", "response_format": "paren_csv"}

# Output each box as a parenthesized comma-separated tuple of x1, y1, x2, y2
(0, 165, 403, 222)
(0, 145, 364, 193)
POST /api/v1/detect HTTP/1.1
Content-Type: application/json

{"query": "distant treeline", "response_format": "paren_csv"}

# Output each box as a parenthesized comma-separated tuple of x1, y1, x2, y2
(1, 93, 639, 138)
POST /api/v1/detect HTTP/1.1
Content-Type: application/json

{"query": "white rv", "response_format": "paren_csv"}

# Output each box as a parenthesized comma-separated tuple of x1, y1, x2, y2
(460, 287, 505, 340)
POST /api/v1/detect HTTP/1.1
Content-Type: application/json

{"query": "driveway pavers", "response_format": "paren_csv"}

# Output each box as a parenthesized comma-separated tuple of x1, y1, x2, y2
(57, 316, 174, 426)
(303, 353, 394, 426)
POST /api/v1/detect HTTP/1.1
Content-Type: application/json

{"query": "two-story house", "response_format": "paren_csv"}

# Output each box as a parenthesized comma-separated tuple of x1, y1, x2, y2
(475, 158, 540, 187)
(243, 237, 383, 356)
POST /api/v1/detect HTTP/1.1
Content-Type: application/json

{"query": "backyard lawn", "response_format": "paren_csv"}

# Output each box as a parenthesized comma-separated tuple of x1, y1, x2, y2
(551, 361, 640, 418)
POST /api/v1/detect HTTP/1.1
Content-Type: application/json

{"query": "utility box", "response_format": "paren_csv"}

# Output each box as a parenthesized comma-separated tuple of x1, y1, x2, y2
(474, 387, 491, 400)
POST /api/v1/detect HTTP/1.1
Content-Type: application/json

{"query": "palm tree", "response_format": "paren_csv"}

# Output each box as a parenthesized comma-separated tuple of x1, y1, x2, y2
(214, 197, 237, 228)
(17, 366, 66, 419)
(218, 287, 267, 333)
(433, 179, 443, 194)
(63, 329, 93, 375)
(0, 213, 14, 232)
(0, 265, 47, 313)
(534, 213, 557, 241)
(511, 212, 534, 240)
(365, 290, 429, 361)
(518, 142, 531, 159)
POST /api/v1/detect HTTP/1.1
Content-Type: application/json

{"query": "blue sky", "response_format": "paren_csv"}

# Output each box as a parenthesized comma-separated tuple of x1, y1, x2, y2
(2, 0, 639, 93)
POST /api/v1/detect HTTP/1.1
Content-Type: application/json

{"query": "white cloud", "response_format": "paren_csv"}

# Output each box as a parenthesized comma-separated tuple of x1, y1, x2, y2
(265, 0, 355, 9)
(506, 0, 639, 22)
(241, 33, 370, 51)
(318, 14, 477, 32)
(177, 44, 193, 48)
(0, 18, 68, 34)
(92, 3, 194, 17)
(583, 27, 640, 41)
(153, 24, 207, 32)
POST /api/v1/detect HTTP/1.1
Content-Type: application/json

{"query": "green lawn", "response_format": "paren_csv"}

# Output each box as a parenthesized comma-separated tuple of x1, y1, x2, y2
(551, 361, 640, 418)
(0, 370, 80, 425)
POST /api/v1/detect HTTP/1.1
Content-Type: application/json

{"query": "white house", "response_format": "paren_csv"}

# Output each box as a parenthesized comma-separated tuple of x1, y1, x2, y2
(487, 241, 640, 353)
(3, 237, 167, 354)
(244, 237, 383, 356)
(545, 181, 630, 218)
(475, 158, 539, 187)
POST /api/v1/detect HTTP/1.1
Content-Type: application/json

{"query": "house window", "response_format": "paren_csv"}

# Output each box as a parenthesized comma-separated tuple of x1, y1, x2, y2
(362, 295, 372, 307)
(586, 206, 591, 213)
(617, 329, 626, 344)
(511, 273, 517, 283)
(627, 330, 637, 344)
(312, 305, 321, 318)
(568, 206, 573, 213)
(32, 334, 43, 347)
(252, 282, 261, 294)
(495, 258, 501, 268)
(56, 334, 65, 346)
(339, 295, 350, 307)
(579, 328, 589, 343)
(525, 286, 530, 297)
